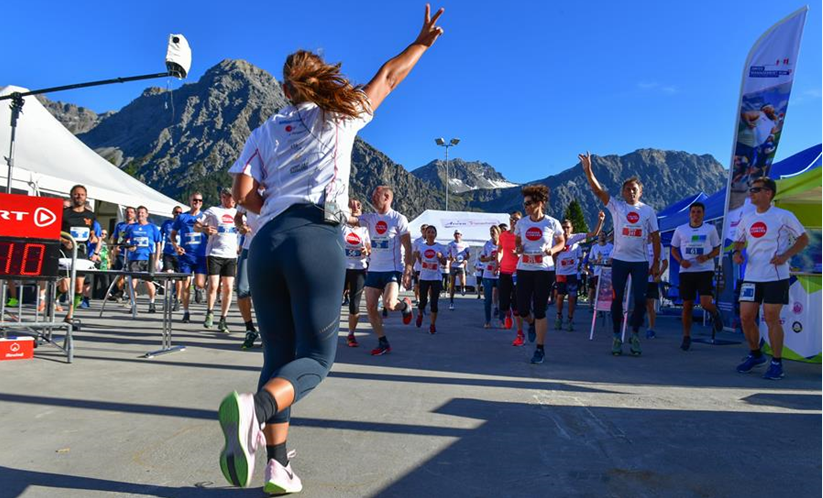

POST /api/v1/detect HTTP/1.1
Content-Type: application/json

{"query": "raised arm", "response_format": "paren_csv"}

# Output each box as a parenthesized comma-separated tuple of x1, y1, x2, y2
(579, 152, 610, 205)
(586, 211, 606, 239)
(363, 4, 445, 112)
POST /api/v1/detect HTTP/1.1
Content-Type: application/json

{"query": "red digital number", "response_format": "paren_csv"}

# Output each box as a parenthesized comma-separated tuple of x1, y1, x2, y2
(0, 241, 12, 274)
(21, 243, 45, 276)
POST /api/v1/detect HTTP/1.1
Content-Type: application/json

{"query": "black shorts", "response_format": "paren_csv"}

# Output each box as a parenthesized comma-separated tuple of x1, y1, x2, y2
(128, 260, 153, 280)
(679, 271, 713, 301)
(162, 253, 179, 272)
(556, 274, 579, 296)
(646, 282, 660, 300)
(207, 256, 237, 277)
(412, 270, 421, 285)
(739, 279, 790, 305)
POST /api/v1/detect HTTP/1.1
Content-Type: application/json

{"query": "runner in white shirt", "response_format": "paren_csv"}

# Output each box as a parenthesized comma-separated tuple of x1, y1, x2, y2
(479, 225, 501, 328)
(670, 202, 723, 351)
(349, 186, 414, 355)
(196, 188, 239, 333)
(222, 9, 445, 491)
(514, 184, 565, 365)
(554, 211, 604, 331)
(447, 230, 471, 309)
(644, 240, 668, 339)
(580, 151, 660, 356)
(342, 199, 371, 348)
(587, 233, 613, 303)
(412, 224, 428, 304)
(413, 225, 447, 334)
(236, 205, 261, 349)
(732, 177, 808, 380)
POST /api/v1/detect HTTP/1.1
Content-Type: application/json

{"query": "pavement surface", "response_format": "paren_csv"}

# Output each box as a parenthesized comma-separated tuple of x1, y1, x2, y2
(0, 291, 820, 497)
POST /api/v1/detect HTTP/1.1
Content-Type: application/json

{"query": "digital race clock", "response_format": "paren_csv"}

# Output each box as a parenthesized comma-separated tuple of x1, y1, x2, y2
(0, 237, 62, 278)
(0, 193, 64, 279)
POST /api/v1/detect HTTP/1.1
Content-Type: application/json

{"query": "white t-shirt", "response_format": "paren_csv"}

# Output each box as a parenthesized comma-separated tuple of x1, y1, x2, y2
(671, 222, 720, 273)
(412, 237, 425, 272)
(589, 243, 613, 276)
(236, 206, 260, 251)
(228, 97, 373, 229)
(447, 240, 470, 268)
(359, 209, 409, 273)
(481, 239, 500, 279)
(343, 225, 370, 270)
(556, 233, 587, 277)
(418, 242, 447, 281)
(734, 206, 806, 282)
(607, 197, 659, 263)
(514, 215, 563, 271)
(202, 206, 239, 259)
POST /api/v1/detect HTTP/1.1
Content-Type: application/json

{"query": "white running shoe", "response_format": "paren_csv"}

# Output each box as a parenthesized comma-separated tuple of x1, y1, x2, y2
(264, 450, 303, 495)
(218, 392, 265, 488)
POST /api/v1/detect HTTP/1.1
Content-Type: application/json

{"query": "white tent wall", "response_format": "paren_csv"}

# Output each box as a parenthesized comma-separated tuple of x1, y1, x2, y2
(408, 210, 510, 247)
(0, 85, 185, 217)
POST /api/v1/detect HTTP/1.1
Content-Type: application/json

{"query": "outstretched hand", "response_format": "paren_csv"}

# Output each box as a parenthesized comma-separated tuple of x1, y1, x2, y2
(578, 152, 592, 172)
(415, 4, 445, 48)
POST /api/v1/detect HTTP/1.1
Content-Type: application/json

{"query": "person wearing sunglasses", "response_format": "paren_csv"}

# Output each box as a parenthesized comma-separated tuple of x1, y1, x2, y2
(161, 206, 184, 311)
(171, 192, 208, 323)
(732, 177, 808, 380)
(514, 185, 565, 364)
(580, 152, 660, 356)
(224, 5, 446, 493)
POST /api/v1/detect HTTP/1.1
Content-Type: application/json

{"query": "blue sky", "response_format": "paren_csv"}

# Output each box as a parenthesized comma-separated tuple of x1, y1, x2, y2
(4, 1, 821, 184)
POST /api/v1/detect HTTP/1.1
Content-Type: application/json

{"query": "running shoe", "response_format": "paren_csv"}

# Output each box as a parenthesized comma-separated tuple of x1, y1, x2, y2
(645, 329, 656, 339)
(567, 320, 574, 332)
(342, 297, 349, 307)
(449, 302, 455, 311)
(527, 322, 536, 343)
(79, 297, 90, 309)
(182, 311, 191, 323)
(204, 312, 214, 329)
(612, 336, 623, 356)
(218, 391, 265, 488)
(712, 309, 724, 333)
(218, 316, 230, 334)
(461, 287, 466, 296)
(554, 316, 562, 330)
(512, 333, 525, 347)
(241, 331, 258, 349)
(148, 302, 157, 314)
(736, 353, 767, 373)
(263, 451, 303, 495)
(415, 312, 423, 328)
(429, 324, 436, 335)
(346, 334, 359, 348)
(762, 361, 784, 380)
(371, 341, 391, 356)
(401, 297, 413, 325)
(530, 349, 545, 364)
(680, 336, 691, 352)
(195, 288, 204, 304)
(172, 299, 180, 312)
(630, 333, 642, 356)
(476, 294, 481, 300)
(6, 297, 19, 307)
(484, 323, 491, 329)
(382, 307, 388, 317)
(504, 312, 513, 330)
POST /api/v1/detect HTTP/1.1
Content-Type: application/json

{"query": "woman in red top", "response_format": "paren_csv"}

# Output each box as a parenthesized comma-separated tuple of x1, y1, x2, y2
(497, 211, 524, 345)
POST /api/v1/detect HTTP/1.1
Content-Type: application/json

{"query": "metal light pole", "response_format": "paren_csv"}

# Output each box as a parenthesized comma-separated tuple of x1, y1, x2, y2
(434, 137, 460, 211)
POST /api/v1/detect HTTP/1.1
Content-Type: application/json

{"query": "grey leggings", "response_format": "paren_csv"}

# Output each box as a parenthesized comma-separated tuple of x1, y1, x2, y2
(249, 204, 345, 425)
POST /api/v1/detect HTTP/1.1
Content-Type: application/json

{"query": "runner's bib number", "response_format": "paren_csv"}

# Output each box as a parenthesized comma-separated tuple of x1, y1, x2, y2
(345, 249, 362, 258)
(184, 232, 202, 245)
(217, 226, 238, 234)
(422, 262, 439, 270)
(371, 240, 389, 250)
(134, 236, 150, 248)
(622, 227, 643, 237)
(71, 227, 91, 242)
(522, 253, 544, 264)
(684, 246, 705, 256)
(739, 283, 756, 302)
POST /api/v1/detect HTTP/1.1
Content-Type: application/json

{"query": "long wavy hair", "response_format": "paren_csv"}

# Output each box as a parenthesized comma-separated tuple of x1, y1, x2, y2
(283, 50, 369, 119)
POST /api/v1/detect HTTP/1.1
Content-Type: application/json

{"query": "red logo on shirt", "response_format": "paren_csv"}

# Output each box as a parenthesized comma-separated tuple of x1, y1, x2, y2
(525, 227, 542, 241)
(376, 221, 388, 235)
(626, 212, 640, 224)
(346, 232, 361, 245)
(750, 222, 768, 238)
(424, 249, 436, 259)
(221, 214, 234, 224)
(285, 125, 293, 132)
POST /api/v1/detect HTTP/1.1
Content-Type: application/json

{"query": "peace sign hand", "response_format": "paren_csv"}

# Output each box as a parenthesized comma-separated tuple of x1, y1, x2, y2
(578, 152, 592, 172)
(415, 4, 445, 48)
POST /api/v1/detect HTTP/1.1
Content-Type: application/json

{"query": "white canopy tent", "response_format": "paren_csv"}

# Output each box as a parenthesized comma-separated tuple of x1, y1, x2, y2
(0, 85, 184, 215)
(408, 210, 510, 247)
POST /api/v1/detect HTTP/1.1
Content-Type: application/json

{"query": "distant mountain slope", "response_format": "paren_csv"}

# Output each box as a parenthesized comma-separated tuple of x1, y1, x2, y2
(411, 158, 517, 194)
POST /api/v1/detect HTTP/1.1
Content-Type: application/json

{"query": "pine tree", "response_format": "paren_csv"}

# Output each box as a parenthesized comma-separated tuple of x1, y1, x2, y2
(563, 200, 590, 233)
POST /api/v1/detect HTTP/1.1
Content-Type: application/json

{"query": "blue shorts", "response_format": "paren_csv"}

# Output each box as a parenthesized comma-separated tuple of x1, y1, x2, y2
(178, 254, 207, 276)
(365, 271, 402, 291)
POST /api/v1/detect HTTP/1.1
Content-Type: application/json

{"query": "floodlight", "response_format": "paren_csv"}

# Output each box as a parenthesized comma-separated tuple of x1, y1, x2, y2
(435, 138, 445, 146)
(450, 138, 460, 145)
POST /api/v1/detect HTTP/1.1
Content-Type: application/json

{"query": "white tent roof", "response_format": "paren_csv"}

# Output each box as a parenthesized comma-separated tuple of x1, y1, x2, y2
(0, 85, 184, 214)
(408, 209, 510, 246)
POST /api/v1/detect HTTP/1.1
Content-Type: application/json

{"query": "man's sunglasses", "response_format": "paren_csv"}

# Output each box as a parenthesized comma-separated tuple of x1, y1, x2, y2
(191, 198, 203, 203)
(748, 187, 771, 193)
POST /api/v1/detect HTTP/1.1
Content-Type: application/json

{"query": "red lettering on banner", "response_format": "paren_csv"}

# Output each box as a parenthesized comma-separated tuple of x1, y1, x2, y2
(0, 194, 63, 240)
(525, 227, 542, 241)
(750, 222, 768, 238)
(626, 212, 640, 223)
(346, 232, 361, 245)
(376, 221, 388, 235)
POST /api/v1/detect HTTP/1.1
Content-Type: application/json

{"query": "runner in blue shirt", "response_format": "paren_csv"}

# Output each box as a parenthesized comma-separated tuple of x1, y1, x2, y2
(171, 192, 208, 323)
(109, 206, 136, 300)
(124, 206, 162, 313)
